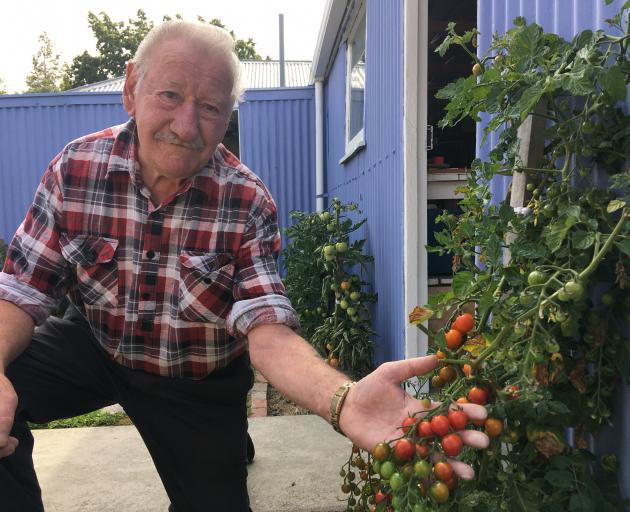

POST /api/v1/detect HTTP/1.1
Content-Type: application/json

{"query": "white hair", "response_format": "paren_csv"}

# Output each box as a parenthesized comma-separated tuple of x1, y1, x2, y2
(132, 20, 243, 103)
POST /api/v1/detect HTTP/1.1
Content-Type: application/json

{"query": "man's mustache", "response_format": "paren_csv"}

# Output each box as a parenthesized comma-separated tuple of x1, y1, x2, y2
(154, 132, 204, 150)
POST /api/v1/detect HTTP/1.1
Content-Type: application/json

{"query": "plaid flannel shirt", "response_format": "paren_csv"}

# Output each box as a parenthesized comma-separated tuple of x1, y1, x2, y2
(0, 119, 299, 378)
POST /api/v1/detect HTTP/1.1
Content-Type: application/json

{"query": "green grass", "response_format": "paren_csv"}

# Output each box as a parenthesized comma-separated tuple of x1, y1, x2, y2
(29, 410, 132, 429)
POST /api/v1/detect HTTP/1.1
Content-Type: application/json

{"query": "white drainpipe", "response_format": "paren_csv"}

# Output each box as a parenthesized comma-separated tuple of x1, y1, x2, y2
(315, 80, 325, 212)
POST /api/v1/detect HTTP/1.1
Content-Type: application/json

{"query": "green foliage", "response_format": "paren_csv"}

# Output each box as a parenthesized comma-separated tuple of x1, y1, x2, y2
(282, 199, 376, 378)
(340, 6, 630, 511)
(0, 78, 7, 95)
(25, 32, 62, 93)
(29, 410, 130, 429)
(61, 10, 265, 90)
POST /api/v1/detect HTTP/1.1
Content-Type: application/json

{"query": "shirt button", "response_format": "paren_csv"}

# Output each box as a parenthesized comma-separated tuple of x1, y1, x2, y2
(203, 277, 212, 284)
(146, 250, 155, 260)
(141, 321, 152, 331)
(141, 292, 150, 300)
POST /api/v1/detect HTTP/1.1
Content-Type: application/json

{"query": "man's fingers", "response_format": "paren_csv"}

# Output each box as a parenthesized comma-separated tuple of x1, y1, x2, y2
(379, 355, 438, 383)
(449, 402, 488, 421)
(447, 458, 475, 480)
(457, 429, 490, 449)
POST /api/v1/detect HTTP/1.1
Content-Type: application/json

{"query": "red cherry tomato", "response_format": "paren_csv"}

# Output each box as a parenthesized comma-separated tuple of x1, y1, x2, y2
(415, 442, 430, 458)
(417, 420, 433, 438)
(393, 438, 415, 462)
(433, 461, 454, 482)
(441, 433, 463, 457)
(453, 313, 475, 333)
(445, 329, 463, 350)
(448, 409, 468, 431)
(401, 416, 416, 434)
(430, 415, 450, 437)
(468, 386, 488, 405)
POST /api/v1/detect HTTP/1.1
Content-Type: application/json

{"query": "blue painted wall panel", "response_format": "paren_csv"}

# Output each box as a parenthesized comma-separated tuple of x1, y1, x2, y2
(324, 0, 405, 365)
(238, 87, 316, 259)
(0, 92, 127, 243)
(478, 0, 629, 498)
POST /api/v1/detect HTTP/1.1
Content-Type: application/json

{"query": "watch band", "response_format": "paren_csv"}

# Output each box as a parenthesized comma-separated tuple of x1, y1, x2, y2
(330, 381, 356, 436)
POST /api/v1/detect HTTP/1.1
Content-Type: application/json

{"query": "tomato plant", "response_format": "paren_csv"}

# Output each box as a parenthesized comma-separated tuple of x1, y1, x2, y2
(282, 198, 377, 377)
(338, 7, 629, 511)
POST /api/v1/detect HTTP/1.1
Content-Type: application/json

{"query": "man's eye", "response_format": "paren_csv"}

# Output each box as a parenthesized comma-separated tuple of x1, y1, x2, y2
(201, 103, 217, 114)
(161, 91, 179, 101)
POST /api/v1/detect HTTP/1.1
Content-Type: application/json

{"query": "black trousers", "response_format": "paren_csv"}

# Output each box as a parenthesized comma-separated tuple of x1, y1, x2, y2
(0, 305, 254, 512)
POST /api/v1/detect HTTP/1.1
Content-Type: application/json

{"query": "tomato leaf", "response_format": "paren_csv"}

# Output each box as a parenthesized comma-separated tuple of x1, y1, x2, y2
(572, 230, 596, 250)
(545, 470, 573, 488)
(452, 271, 475, 299)
(606, 198, 626, 213)
(569, 494, 594, 512)
(600, 65, 627, 102)
(614, 238, 630, 256)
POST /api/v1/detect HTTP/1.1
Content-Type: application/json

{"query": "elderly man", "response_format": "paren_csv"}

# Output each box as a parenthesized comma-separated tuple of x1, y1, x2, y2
(0, 21, 488, 511)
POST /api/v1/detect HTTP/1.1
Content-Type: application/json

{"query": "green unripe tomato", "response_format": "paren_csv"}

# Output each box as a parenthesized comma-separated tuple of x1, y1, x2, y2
(339, 300, 349, 310)
(526, 183, 536, 192)
(527, 270, 547, 286)
(563, 280, 585, 301)
(379, 460, 395, 479)
(346, 307, 357, 316)
(349, 291, 361, 302)
(601, 292, 614, 306)
(324, 254, 336, 262)
(323, 244, 336, 255)
(389, 472, 406, 491)
(414, 459, 431, 478)
(319, 211, 331, 222)
(326, 223, 336, 232)
(335, 241, 348, 253)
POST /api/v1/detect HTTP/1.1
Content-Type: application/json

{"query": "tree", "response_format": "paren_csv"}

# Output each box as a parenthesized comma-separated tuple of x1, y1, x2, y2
(0, 78, 7, 95)
(61, 10, 265, 90)
(61, 10, 152, 89)
(25, 32, 62, 93)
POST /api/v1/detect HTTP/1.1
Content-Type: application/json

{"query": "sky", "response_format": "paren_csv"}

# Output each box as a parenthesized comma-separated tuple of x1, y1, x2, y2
(0, 0, 328, 93)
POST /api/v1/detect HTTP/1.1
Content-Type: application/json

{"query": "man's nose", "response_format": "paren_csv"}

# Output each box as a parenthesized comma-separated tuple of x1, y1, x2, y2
(170, 103, 200, 142)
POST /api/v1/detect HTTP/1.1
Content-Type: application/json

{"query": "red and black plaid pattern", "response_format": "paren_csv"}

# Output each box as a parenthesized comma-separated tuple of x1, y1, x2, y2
(0, 120, 298, 379)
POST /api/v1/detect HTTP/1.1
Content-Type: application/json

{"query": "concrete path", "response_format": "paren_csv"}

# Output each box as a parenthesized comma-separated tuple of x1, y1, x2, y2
(33, 415, 351, 512)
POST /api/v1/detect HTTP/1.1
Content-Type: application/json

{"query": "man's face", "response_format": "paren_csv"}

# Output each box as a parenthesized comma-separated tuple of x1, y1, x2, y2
(123, 38, 234, 182)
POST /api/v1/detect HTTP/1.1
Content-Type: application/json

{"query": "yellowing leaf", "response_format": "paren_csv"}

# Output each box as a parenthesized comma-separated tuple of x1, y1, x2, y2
(607, 199, 626, 213)
(408, 306, 434, 325)
(462, 334, 488, 356)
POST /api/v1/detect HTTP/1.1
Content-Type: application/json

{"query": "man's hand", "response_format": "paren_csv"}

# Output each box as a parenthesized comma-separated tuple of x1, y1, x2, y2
(0, 373, 18, 458)
(338, 355, 489, 480)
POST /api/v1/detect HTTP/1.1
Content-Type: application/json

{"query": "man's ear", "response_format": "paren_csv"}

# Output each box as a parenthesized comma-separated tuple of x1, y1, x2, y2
(122, 61, 138, 116)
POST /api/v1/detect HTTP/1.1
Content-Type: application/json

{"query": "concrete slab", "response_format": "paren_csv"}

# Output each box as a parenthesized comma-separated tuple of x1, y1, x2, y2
(32, 415, 351, 511)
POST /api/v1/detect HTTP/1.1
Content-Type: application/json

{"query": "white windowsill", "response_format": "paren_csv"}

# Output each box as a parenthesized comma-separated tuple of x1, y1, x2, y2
(339, 131, 366, 164)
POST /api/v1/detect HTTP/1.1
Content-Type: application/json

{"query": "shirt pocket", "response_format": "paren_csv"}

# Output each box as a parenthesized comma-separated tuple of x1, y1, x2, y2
(178, 251, 235, 323)
(59, 234, 119, 307)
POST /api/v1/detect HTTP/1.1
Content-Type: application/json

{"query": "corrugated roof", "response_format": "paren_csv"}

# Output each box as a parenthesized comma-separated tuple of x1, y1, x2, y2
(69, 60, 313, 93)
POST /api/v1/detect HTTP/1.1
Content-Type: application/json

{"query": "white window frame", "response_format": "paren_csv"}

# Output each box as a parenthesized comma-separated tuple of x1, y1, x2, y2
(340, 3, 366, 164)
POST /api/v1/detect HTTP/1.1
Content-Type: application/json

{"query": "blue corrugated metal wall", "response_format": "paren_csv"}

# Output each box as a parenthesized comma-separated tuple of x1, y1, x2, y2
(324, 0, 404, 364)
(237, 87, 316, 258)
(0, 92, 127, 243)
(478, 0, 629, 498)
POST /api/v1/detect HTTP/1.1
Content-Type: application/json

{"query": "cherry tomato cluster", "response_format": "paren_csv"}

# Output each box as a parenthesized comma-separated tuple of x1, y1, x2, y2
(431, 313, 475, 389)
(338, 402, 479, 511)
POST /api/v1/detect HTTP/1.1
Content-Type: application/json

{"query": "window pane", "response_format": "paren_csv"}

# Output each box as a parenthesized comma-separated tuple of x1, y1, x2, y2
(348, 15, 365, 140)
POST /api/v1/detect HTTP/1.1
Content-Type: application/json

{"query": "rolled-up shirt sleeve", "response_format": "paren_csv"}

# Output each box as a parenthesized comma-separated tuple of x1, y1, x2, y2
(0, 158, 68, 324)
(226, 181, 299, 338)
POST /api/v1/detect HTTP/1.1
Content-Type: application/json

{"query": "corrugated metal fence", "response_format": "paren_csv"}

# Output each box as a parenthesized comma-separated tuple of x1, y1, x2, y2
(0, 92, 127, 243)
(478, 0, 629, 498)
(238, 87, 316, 263)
